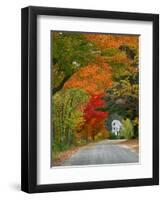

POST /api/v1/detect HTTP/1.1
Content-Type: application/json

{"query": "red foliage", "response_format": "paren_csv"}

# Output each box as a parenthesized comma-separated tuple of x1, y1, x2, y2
(84, 94, 107, 122)
(83, 94, 108, 140)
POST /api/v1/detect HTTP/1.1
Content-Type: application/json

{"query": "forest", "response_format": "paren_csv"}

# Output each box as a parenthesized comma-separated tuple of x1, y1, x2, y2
(51, 31, 139, 165)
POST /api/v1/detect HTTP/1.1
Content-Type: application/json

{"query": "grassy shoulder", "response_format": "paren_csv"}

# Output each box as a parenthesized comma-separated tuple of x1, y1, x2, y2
(52, 147, 78, 166)
(52, 143, 88, 166)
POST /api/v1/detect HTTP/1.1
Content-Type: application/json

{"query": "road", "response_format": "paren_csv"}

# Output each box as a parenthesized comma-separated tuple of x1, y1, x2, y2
(62, 140, 139, 166)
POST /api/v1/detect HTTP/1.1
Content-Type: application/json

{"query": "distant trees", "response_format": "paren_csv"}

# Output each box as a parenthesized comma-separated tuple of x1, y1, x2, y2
(103, 79, 138, 118)
(100, 45, 138, 81)
(102, 44, 139, 137)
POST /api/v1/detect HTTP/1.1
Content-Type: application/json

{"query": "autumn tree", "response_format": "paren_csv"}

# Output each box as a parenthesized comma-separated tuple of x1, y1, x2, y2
(100, 45, 138, 81)
(119, 44, 139, 67)
(85, 33, 139, 81)
(85, 33, 139, 49)
(103, 76, 139, 137)
(83, 94, 108, 141)
(52, 88, 89, 151)
(64, 62, 112, 95)
(94, 35, 139, 137)
(51, 32, 98, 94)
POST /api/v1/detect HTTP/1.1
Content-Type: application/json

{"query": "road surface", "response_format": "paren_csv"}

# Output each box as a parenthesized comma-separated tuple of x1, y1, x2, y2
(62, 140, 139, 166)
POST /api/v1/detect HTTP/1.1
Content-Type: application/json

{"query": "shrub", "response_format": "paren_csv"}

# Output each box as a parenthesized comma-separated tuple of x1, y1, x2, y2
(120, 118, 134, 139)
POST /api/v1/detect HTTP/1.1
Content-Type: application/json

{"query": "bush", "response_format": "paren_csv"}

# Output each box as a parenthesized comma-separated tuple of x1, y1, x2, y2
(109, 132, 124, 140)
(120, 118, 134, 139)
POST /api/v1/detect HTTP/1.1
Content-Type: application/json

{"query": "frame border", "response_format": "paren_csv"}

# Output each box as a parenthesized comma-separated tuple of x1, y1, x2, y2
(21, 6, 159, 193)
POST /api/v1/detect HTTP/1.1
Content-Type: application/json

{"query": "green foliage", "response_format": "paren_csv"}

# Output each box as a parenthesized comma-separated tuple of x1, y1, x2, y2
(100, 47, 131, 80)
(133, 55, 139, 67)
(108, 61, 128, 80)
(102, 44, 139, 133)
(103, 69, 139, 137)
(119, 44, 139, 67)
(119, 45, 137, 60)
(101, 48, 119, 56)
(52, 32, 98, 94)
(120, 118, 134, 139)
(109, 132, 124, 140)
(52, 88, 89, 151)
(103, 79, 138, 117)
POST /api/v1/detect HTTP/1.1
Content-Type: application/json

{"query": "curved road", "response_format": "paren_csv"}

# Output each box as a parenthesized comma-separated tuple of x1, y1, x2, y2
(62, 140, 138, 166)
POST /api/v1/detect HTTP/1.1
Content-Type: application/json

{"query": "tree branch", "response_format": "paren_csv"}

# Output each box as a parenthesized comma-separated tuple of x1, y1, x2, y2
(52, 75, 71, 95)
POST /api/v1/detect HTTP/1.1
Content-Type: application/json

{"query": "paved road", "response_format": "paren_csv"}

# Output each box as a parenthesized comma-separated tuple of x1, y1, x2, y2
(62, 140, 139, 166)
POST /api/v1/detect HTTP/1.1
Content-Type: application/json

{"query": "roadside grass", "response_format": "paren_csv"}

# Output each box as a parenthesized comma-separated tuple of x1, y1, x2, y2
(52, 144, 87, 166)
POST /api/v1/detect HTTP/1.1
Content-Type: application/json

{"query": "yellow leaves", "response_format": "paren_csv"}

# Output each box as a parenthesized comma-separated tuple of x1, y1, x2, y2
(105, 52, 131, 65)
(128, 66, 139, 73)
(133, 117, 139, 126)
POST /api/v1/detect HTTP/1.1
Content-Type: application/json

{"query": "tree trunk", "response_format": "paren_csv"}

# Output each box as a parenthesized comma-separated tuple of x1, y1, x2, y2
(52, 75, 71, 95)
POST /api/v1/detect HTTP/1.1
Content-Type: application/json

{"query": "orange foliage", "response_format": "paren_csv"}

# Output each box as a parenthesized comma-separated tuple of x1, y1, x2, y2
(85, 34, 139, 49)
(85, 119, 104, 140)
(64, 62, 112, 95)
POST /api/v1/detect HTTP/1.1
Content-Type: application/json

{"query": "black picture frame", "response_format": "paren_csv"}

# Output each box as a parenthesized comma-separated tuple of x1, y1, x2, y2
(21, 6, 159, 193)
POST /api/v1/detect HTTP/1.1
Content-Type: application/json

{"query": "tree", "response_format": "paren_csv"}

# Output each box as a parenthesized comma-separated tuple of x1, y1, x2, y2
(85, 34, 139, 49)
(52, 88, 89, 151)
(51, 32, 98, 94)
(102, 76, 139, 137)
(119, 44, 139, 67)
(101, 42, 139, 137)
(83, 94, 108, 140)
(86, 33, 139, 82)
(120, 118, 134, 139)
(103, 78, 138, 117)
(101, 45, 138, 81)
(64, 62, 112, 95)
